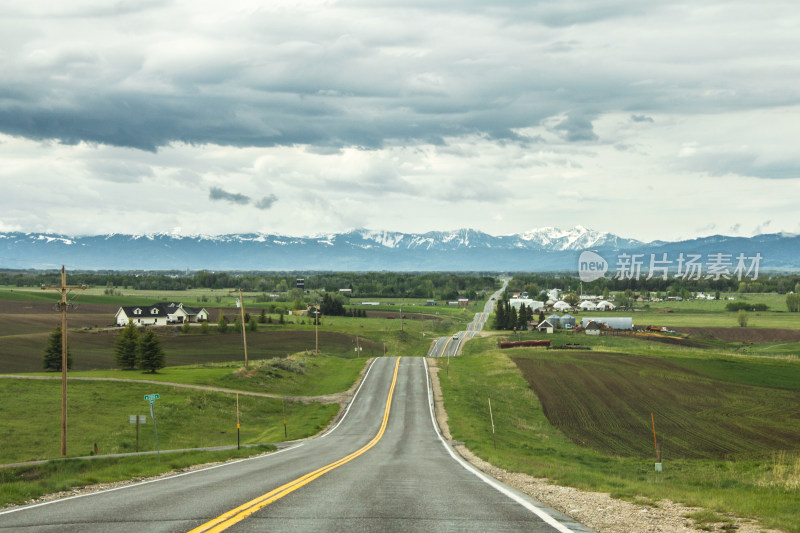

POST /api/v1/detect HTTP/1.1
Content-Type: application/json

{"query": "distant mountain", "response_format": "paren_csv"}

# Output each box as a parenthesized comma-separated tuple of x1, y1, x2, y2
(0, 227, 797, 271)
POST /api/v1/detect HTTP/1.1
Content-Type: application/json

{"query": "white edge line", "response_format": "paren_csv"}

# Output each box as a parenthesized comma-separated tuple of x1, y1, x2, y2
(423, 357, 574, 533)
(0, 443, 304, 517)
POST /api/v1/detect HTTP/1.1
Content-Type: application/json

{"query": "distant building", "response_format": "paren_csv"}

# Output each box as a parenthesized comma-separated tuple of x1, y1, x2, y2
(552, 300, 573, 312)
(537, 320, 555, 334)
(296, 278, 305, 289)
(560, 313, 576, 328)
(584, 320, 604, 335)
(115, 302, 208, 327)
(547, 314, 562, 328)
(458, 298, 469, 306)
(580, 317, 633, 330)
(595, 300, 616, 311)
(339, 288, 352, 294)
(509, 298, 545, 311)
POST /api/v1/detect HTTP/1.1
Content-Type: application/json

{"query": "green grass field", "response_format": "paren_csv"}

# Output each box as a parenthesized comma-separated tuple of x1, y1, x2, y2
(0, 378, 339, 464)
(436, 336, 800, 532)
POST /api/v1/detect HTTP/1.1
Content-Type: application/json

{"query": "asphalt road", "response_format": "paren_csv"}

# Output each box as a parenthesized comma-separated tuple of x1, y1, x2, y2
(0, 355, 588, 532)
(428, 280, 507, 357)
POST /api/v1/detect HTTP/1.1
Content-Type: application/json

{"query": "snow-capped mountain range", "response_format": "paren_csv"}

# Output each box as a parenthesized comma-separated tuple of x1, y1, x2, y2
(0, 227, 796, 271)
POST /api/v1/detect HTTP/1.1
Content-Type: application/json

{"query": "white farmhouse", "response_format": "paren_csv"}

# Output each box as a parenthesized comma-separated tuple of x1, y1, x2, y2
(115, 302, 209, 327)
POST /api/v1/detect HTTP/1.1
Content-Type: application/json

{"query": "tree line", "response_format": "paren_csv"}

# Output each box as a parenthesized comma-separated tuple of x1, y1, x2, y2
(2, 270, 498, 301)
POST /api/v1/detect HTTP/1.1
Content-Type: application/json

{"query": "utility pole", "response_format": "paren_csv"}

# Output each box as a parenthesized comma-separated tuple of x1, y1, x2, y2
(230, 289, 249, 368)
(42, 266, 85, 457)
(312, 307, 320, 354)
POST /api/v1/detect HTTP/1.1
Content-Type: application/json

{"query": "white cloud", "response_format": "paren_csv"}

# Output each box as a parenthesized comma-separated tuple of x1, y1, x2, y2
(0, 1, 798, 242)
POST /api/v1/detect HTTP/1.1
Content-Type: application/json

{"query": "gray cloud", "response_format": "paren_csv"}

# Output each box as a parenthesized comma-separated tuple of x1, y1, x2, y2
(631, 114, 654, 123)
(682, 150, 800, 180)
(254, 195, 278, 210)
(552, 113, 599, 142)
(209, 187, 250, 205)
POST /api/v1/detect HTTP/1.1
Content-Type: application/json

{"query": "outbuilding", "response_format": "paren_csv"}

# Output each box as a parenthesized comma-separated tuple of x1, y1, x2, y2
(580, 317, 633, 330)
(537, 320, 555, 334)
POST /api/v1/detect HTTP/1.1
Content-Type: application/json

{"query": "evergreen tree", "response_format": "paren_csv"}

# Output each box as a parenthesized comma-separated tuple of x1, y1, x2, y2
(493, 300, 506, 329)
(115, 321, 139, 370)
(138, 330, 165, 373)
(248, 318, 258, 332)
(43, 326, 72, 371)
(518, 304, 529, 330)
(218, 314, 228, 333)
(507, 306, 518, 330)
(258, 308, 267, 323)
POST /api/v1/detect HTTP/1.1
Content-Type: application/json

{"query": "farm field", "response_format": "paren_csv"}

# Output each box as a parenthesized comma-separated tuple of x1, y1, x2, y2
(436, 338, 800, 532)
(0, 293, 469, 372)
(512, 351, 800, 460)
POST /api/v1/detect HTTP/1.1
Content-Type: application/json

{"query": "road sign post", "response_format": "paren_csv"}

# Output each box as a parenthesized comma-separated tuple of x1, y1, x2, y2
(144, 394, 160, 460)
(129, 415, 146, 452)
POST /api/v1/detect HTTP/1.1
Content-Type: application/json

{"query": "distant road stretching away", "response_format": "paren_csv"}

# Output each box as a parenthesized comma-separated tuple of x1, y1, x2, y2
(0, 356, 588, 532)
(429, 279, 507, 358)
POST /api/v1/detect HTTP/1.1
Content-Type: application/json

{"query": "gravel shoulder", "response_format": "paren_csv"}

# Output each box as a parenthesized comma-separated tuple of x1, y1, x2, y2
(426, 358, 780, 533)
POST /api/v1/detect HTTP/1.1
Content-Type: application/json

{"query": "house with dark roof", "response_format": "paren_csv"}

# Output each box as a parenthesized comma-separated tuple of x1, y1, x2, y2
(115, 302, 209, 327)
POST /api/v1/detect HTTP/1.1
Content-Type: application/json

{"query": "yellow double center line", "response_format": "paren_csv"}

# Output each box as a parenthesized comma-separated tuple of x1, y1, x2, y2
(189, 357, 401, 533)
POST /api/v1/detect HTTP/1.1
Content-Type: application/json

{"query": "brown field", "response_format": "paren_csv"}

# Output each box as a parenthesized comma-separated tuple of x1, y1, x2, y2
(0, 300, 382, 373)
(677, 326, 800, 343)
(633, 333, 708, 348)
(512, 351, 800, 460)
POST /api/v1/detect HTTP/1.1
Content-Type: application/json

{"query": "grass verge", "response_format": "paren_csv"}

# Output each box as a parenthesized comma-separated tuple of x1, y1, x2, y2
(0, 446, 274, 508)
(0, 378, 339, 464)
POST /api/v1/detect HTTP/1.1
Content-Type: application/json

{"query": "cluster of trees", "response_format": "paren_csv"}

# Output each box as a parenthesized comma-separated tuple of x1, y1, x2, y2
(0, 270, 498, 301)
(725, 302, 769, 312)
(788, 293, 800, 313)
(115, 322, 166, 373)
(319, 293, 346, 316)
(492, 300, 540, 331)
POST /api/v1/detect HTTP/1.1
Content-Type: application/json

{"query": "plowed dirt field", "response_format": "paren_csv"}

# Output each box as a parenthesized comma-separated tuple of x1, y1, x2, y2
(513, 351, 800, 460)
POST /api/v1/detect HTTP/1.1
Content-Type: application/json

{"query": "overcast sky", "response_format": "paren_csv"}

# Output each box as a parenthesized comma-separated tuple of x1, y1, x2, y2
(1, 0, 799, 242)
